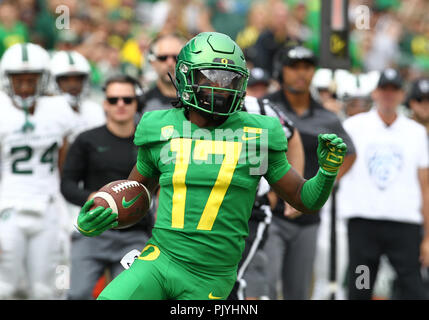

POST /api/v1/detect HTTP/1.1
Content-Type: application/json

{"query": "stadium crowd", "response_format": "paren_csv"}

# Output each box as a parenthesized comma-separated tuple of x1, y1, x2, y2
(0, 0, 428, 300)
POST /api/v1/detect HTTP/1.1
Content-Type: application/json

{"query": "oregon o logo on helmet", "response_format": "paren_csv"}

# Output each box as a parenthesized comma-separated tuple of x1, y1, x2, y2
(213, 58, 236, 65)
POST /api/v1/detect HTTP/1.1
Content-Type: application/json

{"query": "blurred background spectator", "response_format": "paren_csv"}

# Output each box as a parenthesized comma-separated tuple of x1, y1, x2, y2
(246, 67, 271, 99)
(408, 77, 429, 137)
(0, 0, 426, 100)
(0, 0, 29, 56)
(140, 33, 187, 113)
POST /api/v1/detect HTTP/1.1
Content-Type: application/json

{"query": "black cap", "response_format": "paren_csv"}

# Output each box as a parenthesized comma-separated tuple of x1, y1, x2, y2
(377, 68, 403, 89)
(409, 77, 429, 101)
(280, 45, 317, 67)
(248, 67, 270, 86)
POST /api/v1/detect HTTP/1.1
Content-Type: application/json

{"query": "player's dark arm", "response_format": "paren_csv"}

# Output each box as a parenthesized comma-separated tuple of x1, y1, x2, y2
(286, 128, 305, 176)
(128, 145, 160, 195)
(270, 166, 311, 213)
(128, 164, 159, 195)
(270, 133, 347, 214)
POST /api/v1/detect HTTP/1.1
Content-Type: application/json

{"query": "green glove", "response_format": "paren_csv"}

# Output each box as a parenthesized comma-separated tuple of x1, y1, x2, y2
(317, 133, 347, 176)
(76, 199, 118, 237)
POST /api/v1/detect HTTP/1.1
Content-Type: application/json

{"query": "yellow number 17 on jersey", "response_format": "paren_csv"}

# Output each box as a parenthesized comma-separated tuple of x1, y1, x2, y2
(170, 138, 242, 231)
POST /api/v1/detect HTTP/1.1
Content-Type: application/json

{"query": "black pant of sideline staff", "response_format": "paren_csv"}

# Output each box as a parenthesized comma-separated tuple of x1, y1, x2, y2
(347, 218, 427, 300)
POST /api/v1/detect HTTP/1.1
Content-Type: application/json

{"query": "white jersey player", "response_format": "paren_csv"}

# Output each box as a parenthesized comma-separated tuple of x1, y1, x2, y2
(50, 50, 105, 143)
(0, 43, 76, 299)
(50, 50, 106, 234)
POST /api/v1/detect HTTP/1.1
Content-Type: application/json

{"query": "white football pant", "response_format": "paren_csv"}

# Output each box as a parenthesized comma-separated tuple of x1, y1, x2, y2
(0, 197, 69, 299)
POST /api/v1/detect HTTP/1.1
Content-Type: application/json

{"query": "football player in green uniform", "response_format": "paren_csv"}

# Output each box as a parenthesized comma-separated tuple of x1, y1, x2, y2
(76, 32, 347, 300)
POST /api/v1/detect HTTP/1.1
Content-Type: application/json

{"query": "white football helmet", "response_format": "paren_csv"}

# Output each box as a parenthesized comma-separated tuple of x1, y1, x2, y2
(50, 50, 91, 106)
(310, 68, 338, 102)
(312, 68, 334, 90)
(336, 70, 380, 100)
(0, 43, 50, 109)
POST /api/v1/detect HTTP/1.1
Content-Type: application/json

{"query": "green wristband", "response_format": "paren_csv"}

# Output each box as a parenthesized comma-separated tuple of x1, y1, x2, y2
(300, 169, 337, 211)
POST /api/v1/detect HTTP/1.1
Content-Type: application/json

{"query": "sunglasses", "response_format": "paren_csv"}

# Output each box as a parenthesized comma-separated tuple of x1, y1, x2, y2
(156, 54, 177, 62)
(106, 96, 136, 105)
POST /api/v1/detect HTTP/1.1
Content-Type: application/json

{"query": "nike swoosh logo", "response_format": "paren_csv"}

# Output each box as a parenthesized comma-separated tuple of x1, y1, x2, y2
(122, 193, 142, 209)
(97, 146, 110, 152)
(208, 292, 223, 299)
(241, 134, 260, 141)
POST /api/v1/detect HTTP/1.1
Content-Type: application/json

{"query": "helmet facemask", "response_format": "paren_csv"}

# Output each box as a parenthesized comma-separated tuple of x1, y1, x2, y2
(194, 68, 246, 114)
(175, 32, 249, 117)
(177, 62, 248, 117)
(4, 71, 48, 132)
(4, 71, 48, 109)
(55, 73, 89, 108)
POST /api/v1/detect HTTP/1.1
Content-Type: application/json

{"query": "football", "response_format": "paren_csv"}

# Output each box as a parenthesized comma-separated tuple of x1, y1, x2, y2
(91, 180, 151, 229)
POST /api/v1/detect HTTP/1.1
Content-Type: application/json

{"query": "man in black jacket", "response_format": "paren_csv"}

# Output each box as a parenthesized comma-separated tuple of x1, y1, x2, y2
(262, 45, 356, 300)
(61, 75, 153, 299)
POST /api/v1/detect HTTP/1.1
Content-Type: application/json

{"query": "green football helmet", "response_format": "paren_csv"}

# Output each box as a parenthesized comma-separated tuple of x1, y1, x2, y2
(175, 32, 249, 116)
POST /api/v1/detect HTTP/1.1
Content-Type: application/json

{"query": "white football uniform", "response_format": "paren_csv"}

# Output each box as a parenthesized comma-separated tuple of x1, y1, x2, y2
(0, 95, 77, 299)
(68, 99, 105, 143)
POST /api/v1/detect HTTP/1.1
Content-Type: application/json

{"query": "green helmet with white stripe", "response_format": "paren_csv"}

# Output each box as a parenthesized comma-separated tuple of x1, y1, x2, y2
(0, 42, 50, 109)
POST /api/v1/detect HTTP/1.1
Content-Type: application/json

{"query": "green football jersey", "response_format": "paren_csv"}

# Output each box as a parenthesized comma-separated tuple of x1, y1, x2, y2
(134, 108, 290, 273)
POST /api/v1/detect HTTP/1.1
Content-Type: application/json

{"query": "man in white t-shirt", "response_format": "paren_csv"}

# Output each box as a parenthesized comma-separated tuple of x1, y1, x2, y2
(338, 68, 429, 299)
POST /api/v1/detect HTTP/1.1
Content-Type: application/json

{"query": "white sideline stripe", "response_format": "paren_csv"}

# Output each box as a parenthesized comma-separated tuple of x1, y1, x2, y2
(93, 191, 118, 213)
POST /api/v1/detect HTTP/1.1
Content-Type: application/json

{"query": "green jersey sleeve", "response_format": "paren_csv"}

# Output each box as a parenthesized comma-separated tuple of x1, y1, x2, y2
(136, 146, 160, 178)
(264, 149, 291, 185)
(263, 116, 291, 184)
(134, 110, 177, 177)
(134, 110, 176, 147)
(134, 114, 147, 147)
(134, 112, 154, 147)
